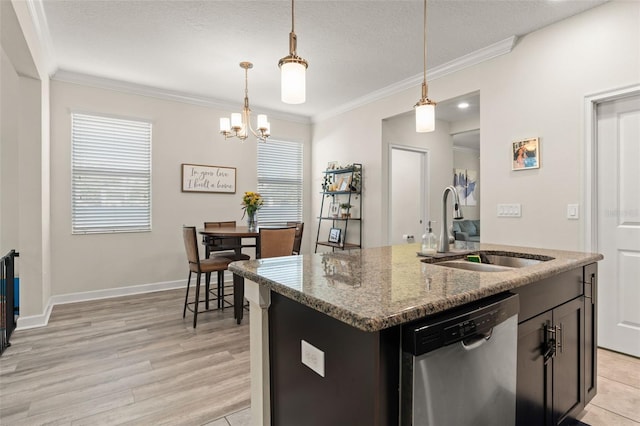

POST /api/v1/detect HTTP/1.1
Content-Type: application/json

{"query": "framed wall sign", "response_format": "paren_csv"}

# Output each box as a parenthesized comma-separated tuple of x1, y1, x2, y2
(181, 163, 236, 193)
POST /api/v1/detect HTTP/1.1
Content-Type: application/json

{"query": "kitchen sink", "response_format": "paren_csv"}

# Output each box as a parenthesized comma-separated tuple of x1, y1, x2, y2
(436, 260, 514, 272)
(433, 252, 553, 272)
(482, 254, 545, 268)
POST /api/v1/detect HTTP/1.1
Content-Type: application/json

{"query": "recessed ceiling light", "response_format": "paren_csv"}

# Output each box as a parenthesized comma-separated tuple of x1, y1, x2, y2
(458, 102, 470, 109)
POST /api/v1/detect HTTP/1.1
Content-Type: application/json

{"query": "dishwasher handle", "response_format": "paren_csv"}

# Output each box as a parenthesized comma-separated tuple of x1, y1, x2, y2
(461, 328, 493, 350)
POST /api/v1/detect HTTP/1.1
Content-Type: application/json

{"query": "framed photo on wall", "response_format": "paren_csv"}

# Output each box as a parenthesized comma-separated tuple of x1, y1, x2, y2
(512, 138, 540, 170)
(328, 227, 342, 243)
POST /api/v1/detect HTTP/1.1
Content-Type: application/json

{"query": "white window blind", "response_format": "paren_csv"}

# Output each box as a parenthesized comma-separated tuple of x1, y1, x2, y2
(257, 139, 303, 223)
(71, 113, 152, 234)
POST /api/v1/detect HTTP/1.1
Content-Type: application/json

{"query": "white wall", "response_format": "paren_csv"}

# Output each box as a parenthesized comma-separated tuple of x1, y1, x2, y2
(313, 1, 640, 251)
(382, 113, 453, 244)
(1, 0, 51, 319)
(1, 48, 20, 255)
(50, 80, 311, 295)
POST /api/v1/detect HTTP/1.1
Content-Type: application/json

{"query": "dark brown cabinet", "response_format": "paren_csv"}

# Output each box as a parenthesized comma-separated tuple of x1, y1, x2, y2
(515, 263, 597, 426)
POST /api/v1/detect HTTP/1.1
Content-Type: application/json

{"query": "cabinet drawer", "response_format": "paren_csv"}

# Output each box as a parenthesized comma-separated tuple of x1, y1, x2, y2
(513, 267, 583, 323)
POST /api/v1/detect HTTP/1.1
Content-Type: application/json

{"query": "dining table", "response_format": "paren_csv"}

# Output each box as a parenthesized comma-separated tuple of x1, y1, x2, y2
(200, 225, 259, 324)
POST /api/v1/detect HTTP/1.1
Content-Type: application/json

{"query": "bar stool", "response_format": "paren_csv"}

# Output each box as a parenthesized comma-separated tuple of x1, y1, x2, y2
(182, 226, 233, 328)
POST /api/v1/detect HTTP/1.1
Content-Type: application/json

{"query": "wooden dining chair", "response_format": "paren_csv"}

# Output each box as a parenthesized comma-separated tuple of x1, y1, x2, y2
(258, 227, 297, 259)
(203, 221, 250, 261)
(182, 226, 233, 328)
(286, 221, 304, 255)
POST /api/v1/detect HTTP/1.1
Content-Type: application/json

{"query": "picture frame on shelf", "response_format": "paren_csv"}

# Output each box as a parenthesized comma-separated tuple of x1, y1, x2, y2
(338, 176, 351, 192)
(329, 202, 340, 218)
(512, 137, 540, 170)
(328, 228, 342, 243)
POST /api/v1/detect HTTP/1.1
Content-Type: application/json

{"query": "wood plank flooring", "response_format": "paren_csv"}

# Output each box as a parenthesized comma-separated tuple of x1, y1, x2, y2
(1, 288, 639, 426)
(0, 289, 250, 425)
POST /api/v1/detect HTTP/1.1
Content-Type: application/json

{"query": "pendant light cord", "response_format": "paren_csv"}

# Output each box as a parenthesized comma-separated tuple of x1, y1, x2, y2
(423, 0, 427, 85)
(291, 0, 295, 32)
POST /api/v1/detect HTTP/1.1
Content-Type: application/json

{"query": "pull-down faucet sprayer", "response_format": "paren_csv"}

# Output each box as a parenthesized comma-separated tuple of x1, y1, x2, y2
(438, 186, 464, 253)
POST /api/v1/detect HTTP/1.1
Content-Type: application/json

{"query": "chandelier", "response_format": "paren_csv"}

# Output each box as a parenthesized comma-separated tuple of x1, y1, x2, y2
(219, 62, 270, 142)
(415, 0, 436, 132)
(278, 0, 308, 104)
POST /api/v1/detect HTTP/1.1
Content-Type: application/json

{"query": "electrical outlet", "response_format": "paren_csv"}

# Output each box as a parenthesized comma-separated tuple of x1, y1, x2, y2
(301, 340, 325, 377)
(497, 203, 522, 217)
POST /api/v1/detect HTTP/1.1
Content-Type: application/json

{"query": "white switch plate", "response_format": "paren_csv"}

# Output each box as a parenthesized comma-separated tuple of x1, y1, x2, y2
(301, 340, 325, 377)
(497, 203, 522, 217)
(567, 204, 579, 220)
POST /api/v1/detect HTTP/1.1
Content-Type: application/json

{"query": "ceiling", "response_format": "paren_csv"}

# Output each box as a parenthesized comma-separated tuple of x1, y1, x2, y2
(39, 0, 606, 122)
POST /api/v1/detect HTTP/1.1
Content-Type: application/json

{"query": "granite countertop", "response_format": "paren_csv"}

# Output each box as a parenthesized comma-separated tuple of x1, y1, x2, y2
(229, 243, 603, 332)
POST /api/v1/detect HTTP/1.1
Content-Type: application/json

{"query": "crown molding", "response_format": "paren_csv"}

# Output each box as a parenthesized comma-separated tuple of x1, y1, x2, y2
(50, 35, 517, 126)
(25, 0, 58, 76)
(312, 36, 518, 123)
(52, 69, 312, 124)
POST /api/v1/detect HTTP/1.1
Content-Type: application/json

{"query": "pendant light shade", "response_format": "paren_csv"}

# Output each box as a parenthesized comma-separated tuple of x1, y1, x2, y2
(415, 101, 435, 132)
(280, 61, 306, 104)
(279, 0, 308, 104)
(414, 0, 436, 133)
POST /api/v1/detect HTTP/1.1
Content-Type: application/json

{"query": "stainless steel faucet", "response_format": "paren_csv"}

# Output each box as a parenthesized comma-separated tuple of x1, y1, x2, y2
(438, 186, 464, 253)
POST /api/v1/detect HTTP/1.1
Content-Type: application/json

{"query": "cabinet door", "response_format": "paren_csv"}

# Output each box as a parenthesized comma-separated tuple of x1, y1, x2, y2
(552, 297, 585, 425)
(516, 311, 553, 426)
(584, 263, 598, 404)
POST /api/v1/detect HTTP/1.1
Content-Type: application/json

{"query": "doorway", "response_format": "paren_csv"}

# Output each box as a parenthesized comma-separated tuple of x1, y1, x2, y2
(587, 86, 640, 357)
(389, 146, 429, 245)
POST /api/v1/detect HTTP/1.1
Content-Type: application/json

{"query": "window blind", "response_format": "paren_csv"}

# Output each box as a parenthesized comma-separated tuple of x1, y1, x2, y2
(257, 139, 303, 223)
(71, 113, 152, 234)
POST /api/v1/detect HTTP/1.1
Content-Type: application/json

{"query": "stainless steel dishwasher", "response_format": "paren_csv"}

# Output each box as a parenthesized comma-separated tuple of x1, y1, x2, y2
(401, 293, 519, 426)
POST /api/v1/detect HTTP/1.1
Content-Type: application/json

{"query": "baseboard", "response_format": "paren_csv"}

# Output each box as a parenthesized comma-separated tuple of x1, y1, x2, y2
(15, 302, 54, 330)
(16, 279, 188, 330)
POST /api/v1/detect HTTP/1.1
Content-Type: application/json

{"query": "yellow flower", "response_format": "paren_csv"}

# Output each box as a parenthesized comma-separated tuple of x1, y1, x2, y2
(241, 191, 263, 217)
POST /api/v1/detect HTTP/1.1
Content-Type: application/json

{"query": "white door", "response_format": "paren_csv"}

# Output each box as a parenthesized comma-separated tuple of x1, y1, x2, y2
(596, 93, 640, 357)
(390, 147, 427, 245)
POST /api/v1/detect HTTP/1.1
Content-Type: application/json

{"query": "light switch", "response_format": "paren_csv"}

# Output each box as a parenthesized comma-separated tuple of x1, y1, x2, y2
(301, 340, 325, 377)
(497, 204, 522, 217)
(567, 204, 579, 220)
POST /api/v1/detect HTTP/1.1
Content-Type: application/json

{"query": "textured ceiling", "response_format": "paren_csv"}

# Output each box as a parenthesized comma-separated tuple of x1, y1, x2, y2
(41, 0, 607, 120)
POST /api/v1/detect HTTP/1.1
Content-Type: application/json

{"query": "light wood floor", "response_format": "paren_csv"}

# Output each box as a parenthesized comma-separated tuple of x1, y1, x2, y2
(0, 289, 250, 425)
(1, 289, 639, 426)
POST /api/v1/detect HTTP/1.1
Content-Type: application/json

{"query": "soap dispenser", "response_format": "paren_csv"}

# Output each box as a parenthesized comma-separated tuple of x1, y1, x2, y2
(421, 221, 438, 254)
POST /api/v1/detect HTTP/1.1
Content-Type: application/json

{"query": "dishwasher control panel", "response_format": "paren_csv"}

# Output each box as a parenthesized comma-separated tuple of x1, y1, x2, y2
(403, 292, 519, 356)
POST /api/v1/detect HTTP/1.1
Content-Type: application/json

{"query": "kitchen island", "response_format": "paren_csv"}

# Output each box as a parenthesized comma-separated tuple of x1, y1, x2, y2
(229, 243, 602, 426)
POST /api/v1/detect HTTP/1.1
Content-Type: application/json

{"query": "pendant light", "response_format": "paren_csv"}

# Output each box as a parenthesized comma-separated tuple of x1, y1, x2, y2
(415, 0, 436, 132)
(278, 0, 308, 104)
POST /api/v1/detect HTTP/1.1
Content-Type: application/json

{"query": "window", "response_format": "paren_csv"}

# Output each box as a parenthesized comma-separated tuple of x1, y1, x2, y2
(257, 139, 303, 223)
(71, 113, 152, 234)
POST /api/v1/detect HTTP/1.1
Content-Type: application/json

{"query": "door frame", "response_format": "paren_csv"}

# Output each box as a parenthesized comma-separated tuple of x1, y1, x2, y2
(388, 144, 430, 245)
(583, 83, 640, 251)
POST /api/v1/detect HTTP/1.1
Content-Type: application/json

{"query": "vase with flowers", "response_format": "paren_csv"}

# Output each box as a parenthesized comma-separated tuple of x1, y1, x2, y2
(241, 191, 263, 231)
